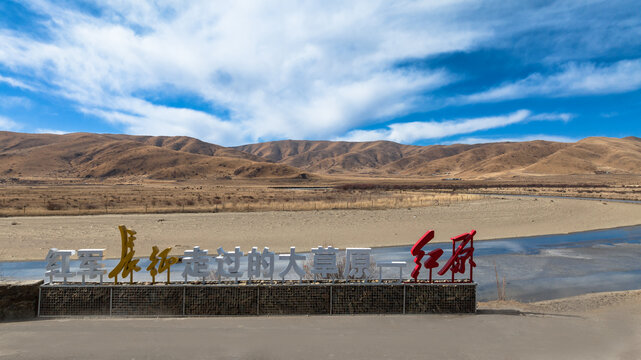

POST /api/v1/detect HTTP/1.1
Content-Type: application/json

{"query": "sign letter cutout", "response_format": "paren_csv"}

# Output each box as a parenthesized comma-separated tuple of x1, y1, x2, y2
(147, 246, 178, 284)
(108, 225, 141, 284)
(77, 249, 106, 284)
(215, 247, 243, 283)
(345, 248, 373, 281)
(45, 248, 76, 284)
(311, 246, 339, 281)
(279, 247, 306, 283)
(182, 246, 210, 283)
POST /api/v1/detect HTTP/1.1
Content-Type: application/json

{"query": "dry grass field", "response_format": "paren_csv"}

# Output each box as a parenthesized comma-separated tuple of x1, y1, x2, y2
(0, 181, 483, 217)
(1, 173, 639, 217)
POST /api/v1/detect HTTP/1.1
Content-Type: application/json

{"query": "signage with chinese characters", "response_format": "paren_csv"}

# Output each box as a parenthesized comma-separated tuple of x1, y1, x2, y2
(43, 225, 476, 285)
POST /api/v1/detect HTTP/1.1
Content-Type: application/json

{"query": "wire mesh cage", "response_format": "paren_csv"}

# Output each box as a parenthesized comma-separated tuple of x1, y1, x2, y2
(185, 286, 258, 315)
(40, 286, 110, 316)
(38, 283, 476, 316)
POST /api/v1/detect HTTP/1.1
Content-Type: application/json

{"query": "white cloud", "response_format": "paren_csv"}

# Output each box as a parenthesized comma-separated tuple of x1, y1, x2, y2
(0, 96, 33, 109)
(1, 1, 636, 145)
(528, 113, 574, 122)
(0, 0, 488, 145)
(460, 59, 641, 103)
(448, 135, 578, 145)
(0, 115, 21, 131)
(0, 75, 37, 92)
(337, 110, 575, 143)
(35, 128, 68, 135)
(79, 96, 246, 145)
(337, 110, 573, 143)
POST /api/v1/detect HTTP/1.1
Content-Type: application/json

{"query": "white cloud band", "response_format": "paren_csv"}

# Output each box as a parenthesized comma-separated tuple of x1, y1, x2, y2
(336, 110, 573, 143)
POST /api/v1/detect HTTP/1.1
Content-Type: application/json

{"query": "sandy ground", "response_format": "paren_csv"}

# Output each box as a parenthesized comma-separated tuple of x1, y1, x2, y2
(1, 196, 640, 261)
(0, 290, 639, 360)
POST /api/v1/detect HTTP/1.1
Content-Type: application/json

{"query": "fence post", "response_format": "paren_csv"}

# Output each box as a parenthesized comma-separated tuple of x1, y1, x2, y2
(256, 286, 260, 316)
(402, 285, 406, 314)
(109, 287, 113, 316)
(37, 286, 41, 317)
(329, 286, 333, 315)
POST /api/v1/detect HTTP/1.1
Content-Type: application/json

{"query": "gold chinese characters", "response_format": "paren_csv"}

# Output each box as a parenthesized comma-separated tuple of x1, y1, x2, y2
(108, 225, 141, 284)
(147, 246, 178, 284)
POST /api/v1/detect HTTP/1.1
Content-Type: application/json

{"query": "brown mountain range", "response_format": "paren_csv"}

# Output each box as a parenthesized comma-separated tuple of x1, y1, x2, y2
(236, 137, 641, 177)
(0, 132, 300, 180)
(1, 131, 640, 180)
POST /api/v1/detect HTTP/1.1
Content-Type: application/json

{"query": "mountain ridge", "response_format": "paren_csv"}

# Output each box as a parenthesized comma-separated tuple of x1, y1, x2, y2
(1, 131, 640, 180)
(0, 131, 300, 180)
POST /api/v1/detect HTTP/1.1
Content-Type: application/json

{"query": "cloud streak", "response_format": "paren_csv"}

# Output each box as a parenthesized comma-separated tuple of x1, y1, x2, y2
(447, 135, 578, 145)
(460, 59, 641, 103)
(337, 110, 572, 143)
(0, 75, 37, 92)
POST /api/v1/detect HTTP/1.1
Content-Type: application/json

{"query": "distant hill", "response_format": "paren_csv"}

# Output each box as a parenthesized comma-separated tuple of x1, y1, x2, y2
(236, 137, 641, 177)
(235, 140, 424, 174)
(522, 137, 641, 175)
(1, 132, 640, 181)
(0, 132, 302, 180)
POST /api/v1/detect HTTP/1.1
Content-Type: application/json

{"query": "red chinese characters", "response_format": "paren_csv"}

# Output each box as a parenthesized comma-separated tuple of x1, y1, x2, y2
(410, 230, 444, 282)
(410, 229, 476, 283)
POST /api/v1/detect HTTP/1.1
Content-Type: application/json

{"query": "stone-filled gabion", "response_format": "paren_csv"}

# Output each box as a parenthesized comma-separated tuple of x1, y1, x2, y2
(1, 280, 43, 320)
(331, 285, 404, 314)
(185, 286, 258, 316)
(405, 284, 476, 313)
(40, 286, 110, 316)
(38, 283, 476, 316)
(112, 286, 183, 316)
(259, 285, 330, 315)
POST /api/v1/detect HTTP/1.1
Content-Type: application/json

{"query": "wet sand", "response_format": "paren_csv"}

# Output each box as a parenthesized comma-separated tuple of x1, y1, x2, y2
(2, 196, 640, 261)
(1, 290, 639, 360)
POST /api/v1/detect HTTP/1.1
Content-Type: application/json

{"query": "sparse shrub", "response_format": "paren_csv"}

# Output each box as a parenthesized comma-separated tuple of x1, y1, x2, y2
(45, 201, 63, 211)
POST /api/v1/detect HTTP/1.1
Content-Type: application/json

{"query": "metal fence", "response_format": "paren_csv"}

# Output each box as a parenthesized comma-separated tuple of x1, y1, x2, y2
(39, 283, 476, 317)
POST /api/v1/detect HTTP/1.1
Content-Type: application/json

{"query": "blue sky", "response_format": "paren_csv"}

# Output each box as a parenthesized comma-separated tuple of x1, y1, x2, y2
(0, 0, 639, 146)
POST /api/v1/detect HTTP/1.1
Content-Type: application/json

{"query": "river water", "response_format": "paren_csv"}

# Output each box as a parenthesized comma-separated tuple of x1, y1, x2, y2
(2, 225, 640, 302)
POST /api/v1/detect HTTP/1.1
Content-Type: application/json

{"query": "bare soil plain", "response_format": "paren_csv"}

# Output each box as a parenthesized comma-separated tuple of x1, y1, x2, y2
(2, 196, 640, 261)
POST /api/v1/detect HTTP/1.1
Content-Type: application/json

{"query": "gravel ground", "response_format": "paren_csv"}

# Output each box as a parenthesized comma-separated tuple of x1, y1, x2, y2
(1, 290, 640, 360)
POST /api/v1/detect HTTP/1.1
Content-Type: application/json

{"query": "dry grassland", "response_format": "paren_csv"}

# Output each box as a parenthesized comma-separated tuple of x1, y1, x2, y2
(0, 182, 483, 217)
(1, 173, 639, 218)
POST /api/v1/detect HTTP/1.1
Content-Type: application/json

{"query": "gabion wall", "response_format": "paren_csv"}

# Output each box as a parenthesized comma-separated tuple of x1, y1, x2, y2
(39, 283, 476, 317)
(0, 280, 43, 321)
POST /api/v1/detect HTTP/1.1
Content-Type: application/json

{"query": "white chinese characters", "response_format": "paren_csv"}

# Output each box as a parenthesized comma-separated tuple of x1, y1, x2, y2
(279, 247, 306, 283)
(216, 247, 243, 282)
(346, 248, 373, 280)
(310, 246, 339, 280)
(43, 244, 422, 284)
(45, 249, 76, 284)
(182, 246, 210, 283)
(77, 249, 106, 284)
